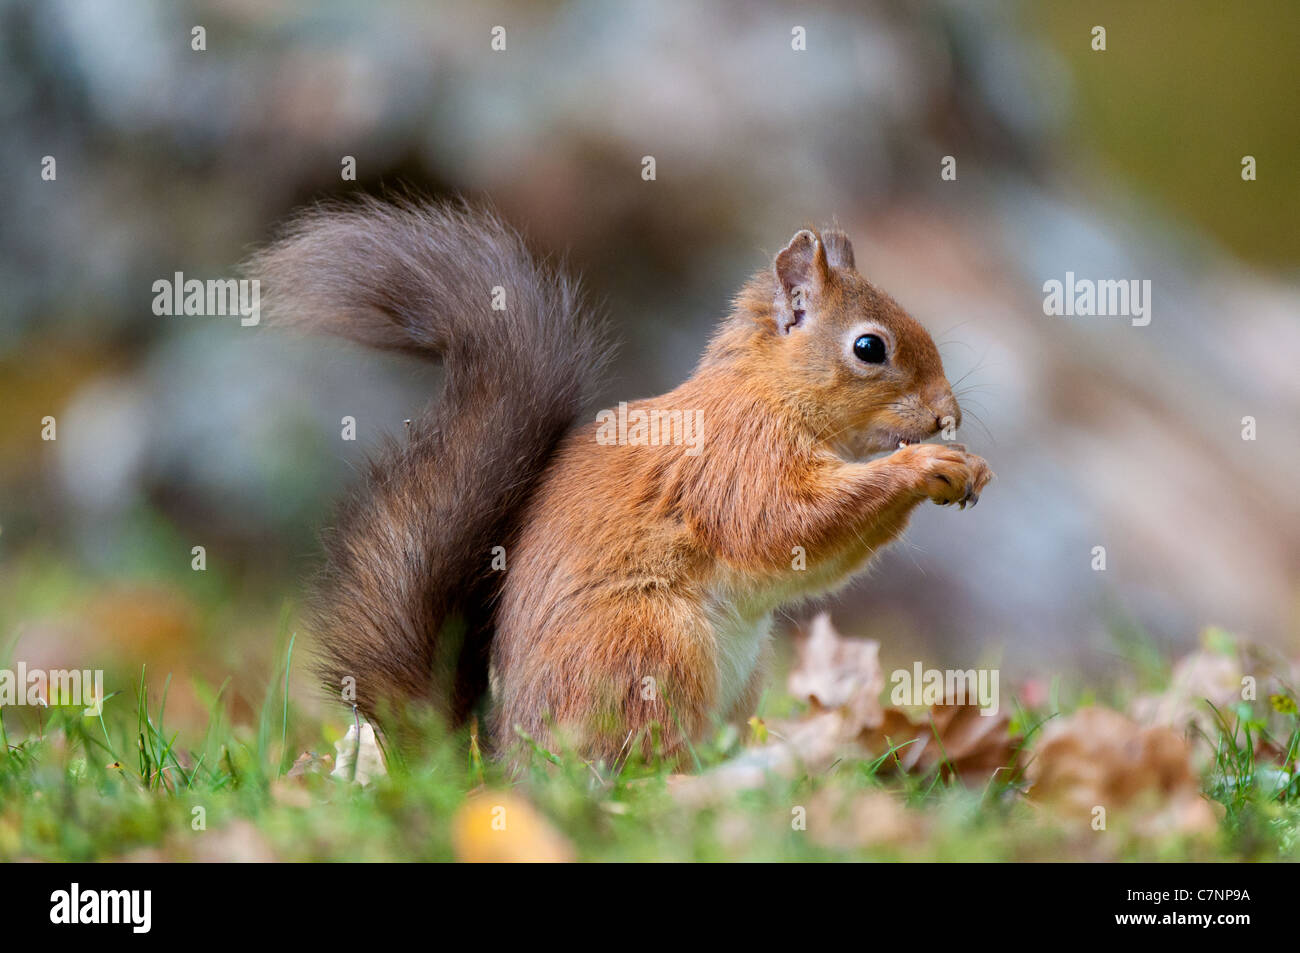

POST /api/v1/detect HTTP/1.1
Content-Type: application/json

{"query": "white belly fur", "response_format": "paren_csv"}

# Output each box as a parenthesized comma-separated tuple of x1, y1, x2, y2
(704, 597, 774, 715)
(704, 547, 887, 714)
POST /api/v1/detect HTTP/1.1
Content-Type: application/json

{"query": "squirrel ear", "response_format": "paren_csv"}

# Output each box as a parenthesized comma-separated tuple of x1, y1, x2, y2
(773, 229, 829, 333)
(774, 229, 828, 293)
(821, 229, 855, 270)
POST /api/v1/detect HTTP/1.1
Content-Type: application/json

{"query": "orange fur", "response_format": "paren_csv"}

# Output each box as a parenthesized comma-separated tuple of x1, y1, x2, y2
(257, 201, 991, 767)
(493, 227, 992, 765)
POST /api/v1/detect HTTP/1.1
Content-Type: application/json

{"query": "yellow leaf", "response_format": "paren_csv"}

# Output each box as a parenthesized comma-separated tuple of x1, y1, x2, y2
(451, 792, 573, 863)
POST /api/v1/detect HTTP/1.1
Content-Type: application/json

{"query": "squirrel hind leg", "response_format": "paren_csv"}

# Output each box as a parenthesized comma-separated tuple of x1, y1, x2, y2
(493, 605, 717, 769)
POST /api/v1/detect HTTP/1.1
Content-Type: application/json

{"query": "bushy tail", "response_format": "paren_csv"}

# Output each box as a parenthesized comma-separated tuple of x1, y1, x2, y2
(247, 197, 605, 742)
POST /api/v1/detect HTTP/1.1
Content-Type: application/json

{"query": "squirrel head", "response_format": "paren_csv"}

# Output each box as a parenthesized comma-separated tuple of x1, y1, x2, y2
(715, 227, 961, 459)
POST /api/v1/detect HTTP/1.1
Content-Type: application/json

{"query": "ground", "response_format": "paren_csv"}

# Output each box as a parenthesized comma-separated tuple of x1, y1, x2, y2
(1, 573, 1295, 862)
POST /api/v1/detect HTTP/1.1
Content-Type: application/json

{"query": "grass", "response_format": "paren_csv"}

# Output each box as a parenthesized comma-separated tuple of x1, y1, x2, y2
(1, 629, 1297, 862)
(0, 542, 1294, 862)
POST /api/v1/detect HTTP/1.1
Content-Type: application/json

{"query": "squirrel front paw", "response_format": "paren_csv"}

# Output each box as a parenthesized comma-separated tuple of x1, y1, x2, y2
(894, 443, 993, 509)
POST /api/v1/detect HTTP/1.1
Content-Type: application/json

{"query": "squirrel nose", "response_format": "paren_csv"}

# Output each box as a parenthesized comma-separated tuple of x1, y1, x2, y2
(929, 390, 961, 432)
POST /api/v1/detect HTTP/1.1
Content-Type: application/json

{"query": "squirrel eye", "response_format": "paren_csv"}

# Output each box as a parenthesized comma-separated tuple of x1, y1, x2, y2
(853, 334, 887, 364)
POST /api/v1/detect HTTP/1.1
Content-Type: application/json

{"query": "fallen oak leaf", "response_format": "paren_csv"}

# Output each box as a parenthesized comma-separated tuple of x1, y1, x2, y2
(1026, 706, 1219, 837)
(272, 750, 333, 807)
(1130, 643, 1242, 744)
(860, 704, 1020, 784)
(674, 615, 1017, 802)
(787, 612, 884, 734)
(286, 750, 331, 778)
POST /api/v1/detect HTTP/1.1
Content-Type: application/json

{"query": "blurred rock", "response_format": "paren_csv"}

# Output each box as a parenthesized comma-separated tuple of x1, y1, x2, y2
(1, 0, 1295, 692)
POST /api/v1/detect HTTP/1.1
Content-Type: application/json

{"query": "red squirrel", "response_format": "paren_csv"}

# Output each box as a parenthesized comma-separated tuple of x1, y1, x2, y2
(251, 198, 992, 765)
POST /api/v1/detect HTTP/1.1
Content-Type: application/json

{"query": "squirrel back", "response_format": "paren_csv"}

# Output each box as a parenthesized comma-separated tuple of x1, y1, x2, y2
(248, 198, 605, 741)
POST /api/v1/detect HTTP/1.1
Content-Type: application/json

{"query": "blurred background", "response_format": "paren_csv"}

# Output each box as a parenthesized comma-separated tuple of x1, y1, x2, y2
(1, 0, 1297, 729)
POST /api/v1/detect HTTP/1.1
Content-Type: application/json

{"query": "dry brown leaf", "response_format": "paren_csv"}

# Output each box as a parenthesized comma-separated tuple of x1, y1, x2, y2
(1130, 647, 1242, 740)
(787, 612, 884, 733)
(861, 703, 1019, 783)
(673, 615, 1017, 803)
(1128, 635, 1300, 778)
(1027, 706, 1218, 837)
(270, 751, 332, 807)
(785, 613, 1017, 785)
(451, 792, 574, 863)
(286, 750, 331, 778)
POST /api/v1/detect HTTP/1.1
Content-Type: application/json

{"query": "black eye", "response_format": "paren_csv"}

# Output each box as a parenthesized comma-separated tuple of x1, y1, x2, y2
(853, 334, 887, 364)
